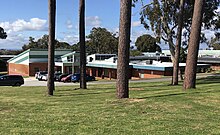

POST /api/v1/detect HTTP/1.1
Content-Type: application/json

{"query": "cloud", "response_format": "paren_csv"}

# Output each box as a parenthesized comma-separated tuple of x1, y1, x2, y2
(86, 16, 101, 27)
(57, 33, 79, 45)
(0, 18, 47, 33)
(66, 20, 73, 29)
(0, 33, 28, 49)
(132, 21, 141, 27)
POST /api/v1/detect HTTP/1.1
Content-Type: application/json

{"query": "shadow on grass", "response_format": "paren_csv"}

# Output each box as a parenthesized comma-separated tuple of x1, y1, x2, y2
(55, 91, 113, 97)
(196, 75, 220, 85)
(137, 89, 220, 99)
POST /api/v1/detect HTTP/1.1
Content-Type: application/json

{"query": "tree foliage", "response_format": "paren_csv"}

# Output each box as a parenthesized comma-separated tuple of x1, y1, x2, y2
(139, 0, 219, 57)
(0, 27, 7, 39)
(22, 35, 72, 51)
(135, 34, 161, 52)
(86, 27, 118, 54)
(130, 49, 142, 56)
(0, 49, 22, 55)
(208, 33, 220, 50)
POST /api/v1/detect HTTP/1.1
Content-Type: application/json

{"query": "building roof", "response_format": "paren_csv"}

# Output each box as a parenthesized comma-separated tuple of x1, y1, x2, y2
(7, 49, 73, 63)
(162, 49, 220, 57)
(61, 51, 79, 58)
(198, 57, 220, 64)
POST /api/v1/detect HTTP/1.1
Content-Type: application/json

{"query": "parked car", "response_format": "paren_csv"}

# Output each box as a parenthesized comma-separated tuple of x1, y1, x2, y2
(41, 74, 48, 81)
(36, 71, 48, 81)
(71, 73, 80, 82)
(86, 74, 96, 82)
(56, 73, 69, 81)
(54, 72, 63, 81)
(61, 74, 73, 82)
(40, 72, 63, 81)
(0, 75, 24, 86)
(71, 73, 95, 83)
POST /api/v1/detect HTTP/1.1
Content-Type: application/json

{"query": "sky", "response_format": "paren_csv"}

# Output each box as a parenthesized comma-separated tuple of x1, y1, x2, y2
(0, 0, 217, 50)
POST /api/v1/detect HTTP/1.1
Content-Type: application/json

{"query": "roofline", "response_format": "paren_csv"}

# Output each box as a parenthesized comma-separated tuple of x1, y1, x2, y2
(28, 48, 73, 51)
(7, 48, 73, 62)
(61, 51, 80, 58)
(7, 49, 30, 62)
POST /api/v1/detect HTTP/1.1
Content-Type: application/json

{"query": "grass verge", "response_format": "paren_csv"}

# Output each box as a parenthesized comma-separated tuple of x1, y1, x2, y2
(0, 76, 220, 135)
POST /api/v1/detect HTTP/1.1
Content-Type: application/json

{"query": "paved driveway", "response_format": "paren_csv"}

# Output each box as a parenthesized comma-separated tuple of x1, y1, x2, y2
(23, 77, 171, 87)
(23, 77, 79, 86)
(22, 73, 215, 87)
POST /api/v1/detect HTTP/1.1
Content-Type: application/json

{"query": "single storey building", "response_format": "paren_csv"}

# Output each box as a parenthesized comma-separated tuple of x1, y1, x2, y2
(7, 49, 80, 76)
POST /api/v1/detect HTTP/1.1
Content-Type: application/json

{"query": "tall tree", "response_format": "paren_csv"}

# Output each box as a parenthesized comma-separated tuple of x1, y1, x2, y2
(47, 0, 56, 95)
(22, 35, 72, 51)
(135, 34, 161, 52)
(0, 27, 7, 39)
(117, 0, 132, 98)
(139, 0, 219, 60)
(183, 0, 205, 89)
(86, 27, 118, 54)
(79, 0, 87, 89)
(172, 0, 185, 85)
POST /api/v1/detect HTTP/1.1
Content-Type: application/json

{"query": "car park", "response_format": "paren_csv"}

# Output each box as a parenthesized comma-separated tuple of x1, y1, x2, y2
(39, 72, 63, 81)
(36, 71, 48, 81)
(54, 72, 63, 81)
(0, 75, 24, 86)
(41, 74, 48, 81)
(71, 73, 95, 83)
(61, 74, 73, 82)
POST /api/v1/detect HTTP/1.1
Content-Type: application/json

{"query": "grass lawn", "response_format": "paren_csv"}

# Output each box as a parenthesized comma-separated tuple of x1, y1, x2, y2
(0, 76, 220, 135)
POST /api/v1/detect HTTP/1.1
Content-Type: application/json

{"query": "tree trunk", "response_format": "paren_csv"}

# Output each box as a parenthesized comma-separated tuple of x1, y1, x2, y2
(47, 0, 56, 95)
(172, 0, 185, 85)
(183, 0, 204, 89)
(116, 0, 132, 98)
(79, 0, 87, 89)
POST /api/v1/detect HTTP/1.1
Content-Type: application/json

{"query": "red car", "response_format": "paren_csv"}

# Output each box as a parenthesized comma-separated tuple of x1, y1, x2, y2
(61, 74, 72, 82)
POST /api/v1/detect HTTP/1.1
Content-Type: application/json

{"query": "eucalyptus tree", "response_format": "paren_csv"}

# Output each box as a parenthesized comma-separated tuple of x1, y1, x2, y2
(79, 0, 87, 89)
(172, 0, 185, 85)
(0, 27, 7, 39)
(139, 0, 219, 85)
(117, 0, 132, 98)
(47, 0, 56, 95)
(183, 0, 205, 89)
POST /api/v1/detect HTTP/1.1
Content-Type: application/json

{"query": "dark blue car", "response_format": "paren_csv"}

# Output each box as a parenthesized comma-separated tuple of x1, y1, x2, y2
(71, 73, 95, 83)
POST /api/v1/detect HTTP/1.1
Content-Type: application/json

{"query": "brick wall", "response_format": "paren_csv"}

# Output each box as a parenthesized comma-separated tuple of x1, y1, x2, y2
(8, 63, 29, 76)
(29, 63, 48, 76)
(132, 69, 164, 78)
(211, 66, 220, 70)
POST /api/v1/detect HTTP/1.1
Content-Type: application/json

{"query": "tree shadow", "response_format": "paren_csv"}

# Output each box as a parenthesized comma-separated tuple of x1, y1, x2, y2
(196, 75, 220, 85)
(136, 89, 220, 100)
(55, 91, 113, 97)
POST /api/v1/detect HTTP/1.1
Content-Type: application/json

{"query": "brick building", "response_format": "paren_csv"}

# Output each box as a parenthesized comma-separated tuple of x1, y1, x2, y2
(7, 49, 79, 76)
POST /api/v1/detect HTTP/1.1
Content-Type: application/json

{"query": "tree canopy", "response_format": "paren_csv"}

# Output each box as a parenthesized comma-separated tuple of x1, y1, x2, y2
(135, 34, 161, 52)
(86, 27, 118, 54)
(208, 33, 220, 50)
(139, 0, 219, 57)
(22, 35, 72, 51)
(0, 27, 7, 39)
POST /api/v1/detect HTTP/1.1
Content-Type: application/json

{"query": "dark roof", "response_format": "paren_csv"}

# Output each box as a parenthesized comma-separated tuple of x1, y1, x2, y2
(198, 57, 220, 64)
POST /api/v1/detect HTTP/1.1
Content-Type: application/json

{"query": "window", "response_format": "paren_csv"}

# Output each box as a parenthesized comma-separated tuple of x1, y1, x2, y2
(67, 56, 73, 62)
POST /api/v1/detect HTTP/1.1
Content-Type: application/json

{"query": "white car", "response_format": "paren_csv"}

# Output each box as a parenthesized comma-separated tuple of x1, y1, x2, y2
(41, 74, 48, 81)
(36, 71, 48, 81)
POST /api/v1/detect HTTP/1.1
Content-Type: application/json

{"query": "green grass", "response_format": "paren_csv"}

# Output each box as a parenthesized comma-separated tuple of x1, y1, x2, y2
(0, 77, 220, 135)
